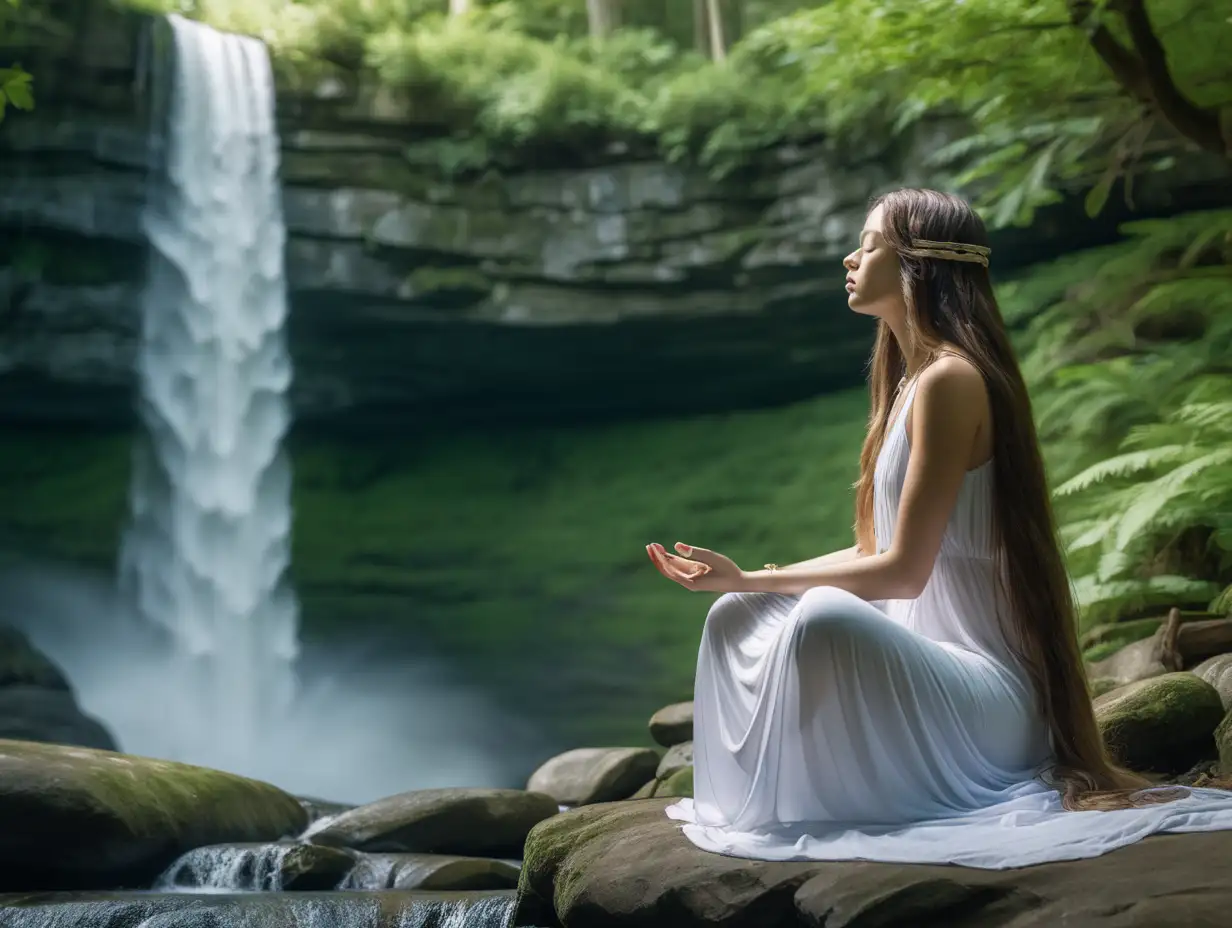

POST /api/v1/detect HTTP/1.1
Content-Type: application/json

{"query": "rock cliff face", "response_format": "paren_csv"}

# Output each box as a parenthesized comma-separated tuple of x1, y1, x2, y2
(2, 0, 1228, 427)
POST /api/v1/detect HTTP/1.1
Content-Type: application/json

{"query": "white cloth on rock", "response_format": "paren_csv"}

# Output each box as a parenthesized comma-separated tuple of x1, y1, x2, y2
(664, 378, 1232, 869)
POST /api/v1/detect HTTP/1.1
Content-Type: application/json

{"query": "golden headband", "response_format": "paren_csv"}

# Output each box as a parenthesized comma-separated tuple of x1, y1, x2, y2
(900, 238, 991, 267)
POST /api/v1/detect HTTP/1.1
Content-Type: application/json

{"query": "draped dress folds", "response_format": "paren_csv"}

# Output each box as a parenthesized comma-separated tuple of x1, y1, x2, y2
(665, 378, 1232, 868)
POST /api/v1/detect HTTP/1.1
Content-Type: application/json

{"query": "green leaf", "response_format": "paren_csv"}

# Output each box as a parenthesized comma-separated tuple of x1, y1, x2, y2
(0, 65, 33, 116)
(1210, 583, 1232, 616)
(1084, 171, 1116, 218)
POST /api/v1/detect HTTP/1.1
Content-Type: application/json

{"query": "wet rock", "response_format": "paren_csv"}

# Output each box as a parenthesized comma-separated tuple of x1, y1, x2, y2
(1094, 673, 1226, 774)
(297, 795, 356, 824)
(0, 739, 308, 890)
(343, 852, 520, 891)
(307, 787, 558, 859)
(157, 843, 356, 892)
(527, 747, 661, 806)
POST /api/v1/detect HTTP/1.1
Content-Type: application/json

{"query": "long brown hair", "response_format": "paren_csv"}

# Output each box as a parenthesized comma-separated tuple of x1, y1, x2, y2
(853, 188, 1182, 811)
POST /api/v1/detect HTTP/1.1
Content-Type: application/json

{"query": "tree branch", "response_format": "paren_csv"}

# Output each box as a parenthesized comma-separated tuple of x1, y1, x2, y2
(1119, 0, 1225, 154)
(1067, 0, 1228, 157)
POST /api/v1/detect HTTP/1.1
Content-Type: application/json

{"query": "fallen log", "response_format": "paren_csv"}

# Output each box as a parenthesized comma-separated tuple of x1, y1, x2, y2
(1175, 617, 1232, 668)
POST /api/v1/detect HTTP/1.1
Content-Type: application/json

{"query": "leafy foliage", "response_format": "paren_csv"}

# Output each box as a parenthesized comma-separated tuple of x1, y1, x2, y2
(133, 0, 1228, 199)
(765, 0, 1232, 225)
(0, 65, 33, 122)
(1, 0, 35, 122)
(1007, 210, 1232, 627)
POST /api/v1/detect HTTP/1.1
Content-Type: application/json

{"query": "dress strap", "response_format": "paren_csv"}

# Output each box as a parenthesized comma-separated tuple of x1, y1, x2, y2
(889, 376, 922, 438)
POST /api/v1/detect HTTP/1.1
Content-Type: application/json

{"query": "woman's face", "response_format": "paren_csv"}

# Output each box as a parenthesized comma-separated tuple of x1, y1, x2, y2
(843, 204, 906, 320)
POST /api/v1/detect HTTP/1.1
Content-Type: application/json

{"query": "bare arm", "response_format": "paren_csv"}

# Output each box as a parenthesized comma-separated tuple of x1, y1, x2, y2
(740, 357, 987, 600)
(783, 545, 864, 570)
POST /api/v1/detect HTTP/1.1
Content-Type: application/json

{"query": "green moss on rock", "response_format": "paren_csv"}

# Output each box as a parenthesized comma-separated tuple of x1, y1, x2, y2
(1088, 676, 1121, 699)
(1094, 673, 1226, 774)
(308, 787, 558, 858)
(405, 265, 493, 298)
(653, 765, 693, 798)
(0, 739, 308, 890)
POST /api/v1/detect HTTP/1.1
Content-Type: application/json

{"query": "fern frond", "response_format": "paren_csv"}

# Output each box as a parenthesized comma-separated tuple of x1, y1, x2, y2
(1210, 583, 1232, 616)
(1074, 573, 1221, 627)
(1114, 448, 1232, 550)
(1061, 516, 1118, 551)
(1172, 400, 1232, 432)
(1054, 445, 1190, 497)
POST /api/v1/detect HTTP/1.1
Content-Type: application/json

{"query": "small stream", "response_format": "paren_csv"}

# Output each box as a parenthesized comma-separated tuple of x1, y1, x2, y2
(0, 890, 522, 928)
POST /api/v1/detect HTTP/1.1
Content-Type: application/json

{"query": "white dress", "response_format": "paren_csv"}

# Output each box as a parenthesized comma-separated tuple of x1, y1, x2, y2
(665, 378, 1232, 869)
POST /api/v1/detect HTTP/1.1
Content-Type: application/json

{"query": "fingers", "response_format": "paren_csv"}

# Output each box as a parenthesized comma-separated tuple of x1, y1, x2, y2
(656, 544, 708, 577)
(647, 544, 708, 584)
(676, 542, 715, 565)
(649, 544, 687, 580)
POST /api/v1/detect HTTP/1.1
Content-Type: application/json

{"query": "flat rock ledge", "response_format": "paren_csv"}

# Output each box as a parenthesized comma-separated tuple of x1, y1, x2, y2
(514, 798, 1232, 928)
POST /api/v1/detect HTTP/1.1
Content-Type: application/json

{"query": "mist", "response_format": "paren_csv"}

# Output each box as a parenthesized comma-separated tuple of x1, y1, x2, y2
(0, 554, 547, 805)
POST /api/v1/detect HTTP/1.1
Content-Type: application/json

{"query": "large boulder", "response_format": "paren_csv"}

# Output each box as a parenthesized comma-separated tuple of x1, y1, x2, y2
(1193, 654, 1232, 711)
(0, 739, 308, 890)
(517, 799, 821, 928)
(1087, 638, 1167, 688)
(526, 747, 661, 806)
(516, 798, 1232, 928)
(307, 787, 558, 858)
(1217, 711, 1232, 775)
(653, 766, 694, 799)
(0, 626, 116, 750)
(656, 740, 693, 779)
(1094, 673, 1226, 774)
(791, 831, 1232, 928)
(649, 701, 693, 747)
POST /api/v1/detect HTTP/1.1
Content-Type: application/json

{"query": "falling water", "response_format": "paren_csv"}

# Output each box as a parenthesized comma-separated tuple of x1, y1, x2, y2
(117, 13, 299, 770)
(8, 12, 532, 802)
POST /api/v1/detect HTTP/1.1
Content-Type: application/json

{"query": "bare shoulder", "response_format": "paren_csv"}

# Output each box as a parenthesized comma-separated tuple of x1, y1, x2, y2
(912, 351, 990, 444)
(917, 351, 987, 406)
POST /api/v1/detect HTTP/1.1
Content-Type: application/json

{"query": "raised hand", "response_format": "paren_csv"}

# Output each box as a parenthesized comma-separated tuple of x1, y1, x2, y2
(646, 542, 745, 593)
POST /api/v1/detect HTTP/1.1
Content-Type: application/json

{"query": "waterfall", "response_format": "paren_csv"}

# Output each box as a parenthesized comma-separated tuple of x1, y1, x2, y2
(118, 13, 299, 771)
(7, 11, 526, 803)
(155, 844, 301, 892)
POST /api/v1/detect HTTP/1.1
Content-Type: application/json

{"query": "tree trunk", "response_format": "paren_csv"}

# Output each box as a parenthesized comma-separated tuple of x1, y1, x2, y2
(587, 0, 620, 39)
(1067, 0, 1228, 158)
(693, 0, 710, 54)
(705, 0, 727, 61)
(449, 0, 471, 14)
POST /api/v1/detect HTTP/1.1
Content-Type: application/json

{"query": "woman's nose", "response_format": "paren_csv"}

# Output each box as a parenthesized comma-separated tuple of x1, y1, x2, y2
(843, 253, 858, 270)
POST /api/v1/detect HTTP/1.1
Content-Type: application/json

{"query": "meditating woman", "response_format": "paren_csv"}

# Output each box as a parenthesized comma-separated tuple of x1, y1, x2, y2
(645, 187, 1232, 869)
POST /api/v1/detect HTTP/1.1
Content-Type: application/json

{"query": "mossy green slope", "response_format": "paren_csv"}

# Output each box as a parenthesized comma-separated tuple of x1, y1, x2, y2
(0, 388, 870, 750)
